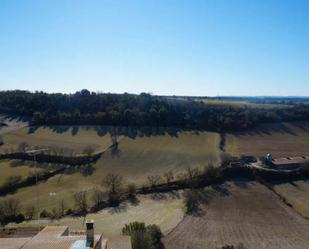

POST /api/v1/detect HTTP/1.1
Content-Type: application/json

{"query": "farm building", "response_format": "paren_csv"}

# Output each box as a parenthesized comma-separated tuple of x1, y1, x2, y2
(266, 153, 309, 169)
(0, 220, 131, 249)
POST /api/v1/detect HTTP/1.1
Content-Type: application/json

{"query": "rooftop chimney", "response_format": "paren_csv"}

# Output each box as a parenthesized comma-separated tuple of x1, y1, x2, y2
(86, 219, 94, 247)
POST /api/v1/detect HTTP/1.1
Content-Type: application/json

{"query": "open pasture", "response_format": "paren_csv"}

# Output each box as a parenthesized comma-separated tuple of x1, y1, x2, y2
(0, 127, 220, 212)
(226, 122, 309, 157)
(163, 181, 309, 249)
(0, 126, 113, 154)
(95, 130, 220, 184)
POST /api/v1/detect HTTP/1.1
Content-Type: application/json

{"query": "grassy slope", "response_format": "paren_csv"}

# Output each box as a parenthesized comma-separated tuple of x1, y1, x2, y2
(0, 161, 45, 187)
(13, 193, 184, 236)
(0, 126, 113, 153)
(163, 181, 309, 249)
(95, 131, 220, 184)
(226, 122, 309, 157)
(274, 180, 309, 219)
(0, 127, 220, 211)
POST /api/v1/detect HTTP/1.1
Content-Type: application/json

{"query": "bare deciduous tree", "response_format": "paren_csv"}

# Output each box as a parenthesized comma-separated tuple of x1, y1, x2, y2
(102, 173, 123, 194)
(73, 191, 88, 214)
(147, 175, 161, 188)
(92, 188, 105, 208)
(59, 200, 66, 217)
(25, 205, 35, 220)
(163, 171, 174, 184)
(0, 198, 21, 217)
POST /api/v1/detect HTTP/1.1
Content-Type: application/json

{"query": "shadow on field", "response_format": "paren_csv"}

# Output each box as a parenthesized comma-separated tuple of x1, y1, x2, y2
(27, 125, 206, 139)
(1, 114, 31, 123)
(229, 122, 300, 137)
(150, 191, 181, 200)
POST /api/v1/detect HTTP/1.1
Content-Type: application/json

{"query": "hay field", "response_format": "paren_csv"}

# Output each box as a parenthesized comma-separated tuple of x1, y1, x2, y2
(13, 193, 184, 236)
(163, 181, 309, 249)
(274, 180, 309, 218)
(226, 122, 309, 157)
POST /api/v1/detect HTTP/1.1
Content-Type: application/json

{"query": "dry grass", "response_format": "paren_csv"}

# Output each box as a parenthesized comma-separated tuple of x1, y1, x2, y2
(200, 99, 286, 109)
(13, 193, 184, 237)
(226, 122, 309, 157)
(0, 160, 45, 187)
(274, 180, 309, 219)
(0, 126, 113, 154)
(0, 127, 220, 212)
(95, 130, 220, 184)
(163, 181, 309, 249)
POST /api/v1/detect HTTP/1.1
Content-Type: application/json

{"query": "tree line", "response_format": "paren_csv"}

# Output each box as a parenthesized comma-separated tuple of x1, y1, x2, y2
(1, 90, 309, 131)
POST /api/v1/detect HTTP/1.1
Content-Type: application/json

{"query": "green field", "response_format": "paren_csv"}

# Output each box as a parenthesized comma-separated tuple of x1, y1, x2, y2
(226, 122, 309, 157)
(12, 193, 184, 236)
(274, 180, 309, 219)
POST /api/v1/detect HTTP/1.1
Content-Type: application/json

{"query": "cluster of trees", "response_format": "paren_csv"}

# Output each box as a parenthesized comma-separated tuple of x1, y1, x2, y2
(1, 90, 309, 131)
(122, 222, 162, 249)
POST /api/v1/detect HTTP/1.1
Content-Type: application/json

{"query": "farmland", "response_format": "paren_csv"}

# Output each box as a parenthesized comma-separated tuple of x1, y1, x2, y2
(274, 180, 309, 218)
(226, 122, 309, 157)
(1, 119, 309, 249)
(163, 181, 309, 249)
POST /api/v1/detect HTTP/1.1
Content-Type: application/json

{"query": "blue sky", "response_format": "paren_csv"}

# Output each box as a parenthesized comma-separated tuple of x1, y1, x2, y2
(0, 0, 308, 96)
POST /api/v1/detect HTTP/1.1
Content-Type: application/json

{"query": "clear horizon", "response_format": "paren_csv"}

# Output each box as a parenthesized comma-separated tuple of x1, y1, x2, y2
(0, 0, 309, 96)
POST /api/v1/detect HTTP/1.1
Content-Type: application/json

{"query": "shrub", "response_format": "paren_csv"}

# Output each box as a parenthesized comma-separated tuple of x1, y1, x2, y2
(3, 175, 22, 189)
(25, 205, 36, 220)
(127, 183, 137, 198)
(146, 224, 162, 246)
(183, 190, 199, 214)
(122, 222, 162, 249)
(40, 209, 51, 218)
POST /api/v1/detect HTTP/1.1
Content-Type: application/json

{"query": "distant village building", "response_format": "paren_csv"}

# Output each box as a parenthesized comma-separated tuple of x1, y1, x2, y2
(0, 220, 131, 249)
(266, 153, 309, 169)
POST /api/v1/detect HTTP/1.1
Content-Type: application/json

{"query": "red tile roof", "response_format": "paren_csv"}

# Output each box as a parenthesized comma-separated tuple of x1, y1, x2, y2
(272, 156, 309, 166)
